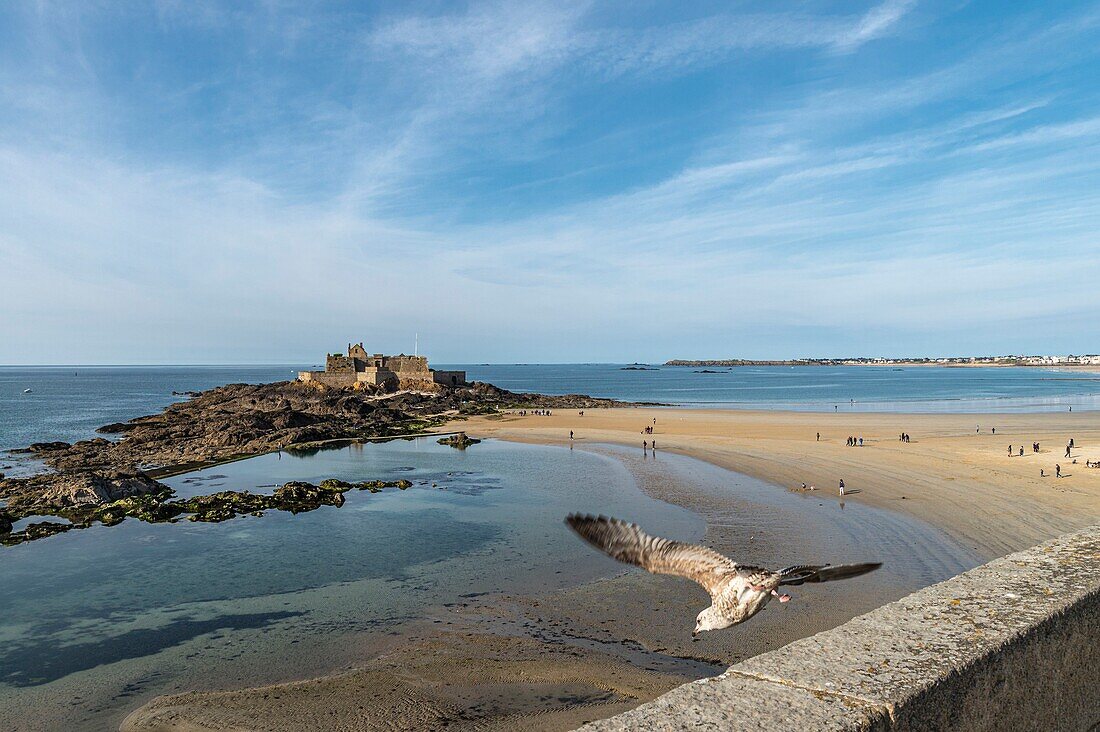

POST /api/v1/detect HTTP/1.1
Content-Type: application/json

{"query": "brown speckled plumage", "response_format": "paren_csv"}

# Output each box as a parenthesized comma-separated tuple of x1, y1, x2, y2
(565, 513, 881, 634)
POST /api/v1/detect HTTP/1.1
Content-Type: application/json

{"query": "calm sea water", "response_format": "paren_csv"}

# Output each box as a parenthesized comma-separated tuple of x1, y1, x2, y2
(454, 363, 1100, 413)
(1, 364, 1098, 457)
(0, 365, 308, 454)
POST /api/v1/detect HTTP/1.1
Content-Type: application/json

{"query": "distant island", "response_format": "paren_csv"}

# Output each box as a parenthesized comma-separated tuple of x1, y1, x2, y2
(1, 344, 657, 547)
(666, 354, 1100, 367)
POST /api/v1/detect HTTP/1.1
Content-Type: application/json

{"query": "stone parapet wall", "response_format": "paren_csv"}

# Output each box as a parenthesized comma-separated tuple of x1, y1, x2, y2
(385, 355, 431, 373)
(297, 371, 357, 387)
(581, 525, 1100, 731)
(431, 370, 466, 386)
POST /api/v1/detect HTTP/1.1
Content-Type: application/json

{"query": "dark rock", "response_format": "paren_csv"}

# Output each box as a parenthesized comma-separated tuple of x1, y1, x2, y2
(6, 471, 170, 513)
(1, 521, 73, 546)
(438, 432, 482, 449)
(2, 378, 648, 517)
(28, 441, 71, 453)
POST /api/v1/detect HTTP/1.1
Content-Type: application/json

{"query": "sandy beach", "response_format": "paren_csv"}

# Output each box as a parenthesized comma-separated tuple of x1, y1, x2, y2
(455, 408, 1100, 559)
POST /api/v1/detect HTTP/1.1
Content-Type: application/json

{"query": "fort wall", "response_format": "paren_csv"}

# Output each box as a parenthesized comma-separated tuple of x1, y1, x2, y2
(298, 343, 465, 390)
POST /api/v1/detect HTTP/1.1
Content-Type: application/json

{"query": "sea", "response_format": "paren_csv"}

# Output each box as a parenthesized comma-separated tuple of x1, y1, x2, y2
(2, 363, 1098, 454)
(0, 362, 1088, 729)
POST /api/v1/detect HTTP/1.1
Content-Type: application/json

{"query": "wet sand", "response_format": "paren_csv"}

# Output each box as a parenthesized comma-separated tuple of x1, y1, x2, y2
(122, 435, 980, 731)
(458, 408, 1100, 558)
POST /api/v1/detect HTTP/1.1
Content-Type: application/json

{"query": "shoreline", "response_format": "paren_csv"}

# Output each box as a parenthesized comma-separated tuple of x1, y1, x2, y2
(664, 360, 1100, 372)
(448, 407, 1100, 559)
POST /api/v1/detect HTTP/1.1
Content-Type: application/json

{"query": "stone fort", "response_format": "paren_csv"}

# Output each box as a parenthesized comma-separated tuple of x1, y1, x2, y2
(298, 343, 466, 389)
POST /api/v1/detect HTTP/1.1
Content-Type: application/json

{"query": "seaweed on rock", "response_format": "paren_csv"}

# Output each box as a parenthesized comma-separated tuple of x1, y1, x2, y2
(0, 477, 416, 546)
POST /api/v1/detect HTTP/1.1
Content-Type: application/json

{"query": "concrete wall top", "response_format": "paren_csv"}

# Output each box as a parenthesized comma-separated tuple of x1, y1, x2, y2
(581, 525, 1100, 731)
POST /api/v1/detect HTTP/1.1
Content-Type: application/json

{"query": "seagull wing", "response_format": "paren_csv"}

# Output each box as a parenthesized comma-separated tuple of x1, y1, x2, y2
(777, 562, 882, 586)
(566, 514, 738, 598)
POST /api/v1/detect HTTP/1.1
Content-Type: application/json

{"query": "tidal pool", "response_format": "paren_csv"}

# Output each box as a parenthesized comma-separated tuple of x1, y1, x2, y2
(0, 438, 700, 730)
(0, 437, 981, 731)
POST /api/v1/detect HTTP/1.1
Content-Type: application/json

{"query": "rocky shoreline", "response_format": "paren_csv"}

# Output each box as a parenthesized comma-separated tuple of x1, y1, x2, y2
(0, 379, 643, 546)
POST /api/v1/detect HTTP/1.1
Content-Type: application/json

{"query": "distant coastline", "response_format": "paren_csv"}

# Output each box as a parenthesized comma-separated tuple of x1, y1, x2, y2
(665, 356, 1100, 370)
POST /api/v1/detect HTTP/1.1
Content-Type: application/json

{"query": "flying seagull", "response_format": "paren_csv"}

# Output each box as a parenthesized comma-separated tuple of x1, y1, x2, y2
(566, 514, 882, 636)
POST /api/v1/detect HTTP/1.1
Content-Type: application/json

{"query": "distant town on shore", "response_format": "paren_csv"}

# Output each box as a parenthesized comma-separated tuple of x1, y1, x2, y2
(665, 354, 1100, 367)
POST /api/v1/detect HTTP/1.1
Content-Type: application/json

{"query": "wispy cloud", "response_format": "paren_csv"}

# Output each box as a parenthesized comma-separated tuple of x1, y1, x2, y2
(1, 1, 1099, 362)
(832, 0, 918, 53)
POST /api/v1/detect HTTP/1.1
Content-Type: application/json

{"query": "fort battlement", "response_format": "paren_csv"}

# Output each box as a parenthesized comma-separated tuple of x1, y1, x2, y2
(298, 342, 465, 390)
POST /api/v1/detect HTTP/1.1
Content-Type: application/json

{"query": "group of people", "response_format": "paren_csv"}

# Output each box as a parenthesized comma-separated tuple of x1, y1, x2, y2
(898, 433, 911, 442)
(1010, 437, 1085, 480)
(846, 436, 863, 447)
(518, 409, 552, 416)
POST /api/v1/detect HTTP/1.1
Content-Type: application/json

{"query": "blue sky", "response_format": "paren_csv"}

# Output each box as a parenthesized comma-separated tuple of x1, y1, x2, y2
(1, 1, 1099, 364)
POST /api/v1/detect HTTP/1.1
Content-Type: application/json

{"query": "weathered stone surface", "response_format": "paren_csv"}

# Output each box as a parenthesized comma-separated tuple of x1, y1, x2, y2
(5, 471, 168, 512)
(582, 670, 887, 731)
(582, 526, 1100, 731)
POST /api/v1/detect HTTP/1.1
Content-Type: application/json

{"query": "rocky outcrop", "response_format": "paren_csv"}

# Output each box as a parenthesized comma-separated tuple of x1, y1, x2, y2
(0, 378, 646, 535)
(12, 381, 639, 480)
(0, 477, 417, 546)
(5, 471, 168, 513)
(437, 432, 481, 449)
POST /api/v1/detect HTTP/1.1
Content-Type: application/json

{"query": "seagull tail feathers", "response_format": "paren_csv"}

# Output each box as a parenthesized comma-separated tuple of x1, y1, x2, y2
(778, 562, 882, 586)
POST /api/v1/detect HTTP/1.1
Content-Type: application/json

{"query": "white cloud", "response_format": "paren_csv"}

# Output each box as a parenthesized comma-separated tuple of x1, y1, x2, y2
(1, 1, 1099, 362)
(832, 0, 918, 53)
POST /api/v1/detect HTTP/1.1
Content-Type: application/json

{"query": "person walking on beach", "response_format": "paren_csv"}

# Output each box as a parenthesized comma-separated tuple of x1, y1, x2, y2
(1019, 447, 1024, 456)
(992, 427, 996, 435)
(858, 437, 863, 447)
(643, 440, 648, 452)
(1041, 468, 1045, 477)
(1056, 464, 1062, 478)
(1008, 445, 1012, 457)
(817, 432, 820, 442)
(1066, 445, 1072, 458)
(569, 430, 574, 441)
(838, 479, 845, 497)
